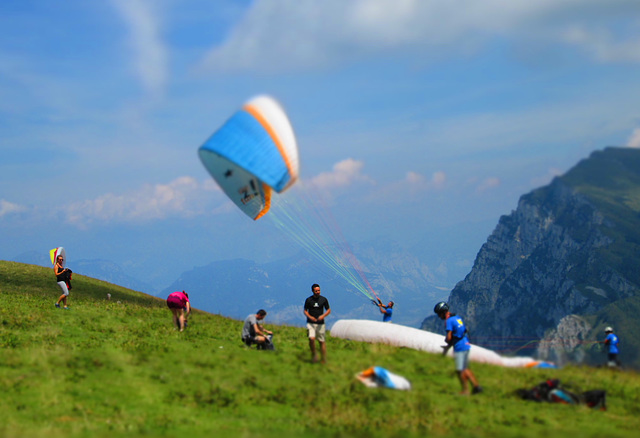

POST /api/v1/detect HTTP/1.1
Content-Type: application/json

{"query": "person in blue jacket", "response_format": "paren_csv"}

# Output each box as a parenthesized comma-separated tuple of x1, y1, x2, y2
(603, 326, 620, 368)
(377, 300, 394, 322)
(434, 301, 482, 395)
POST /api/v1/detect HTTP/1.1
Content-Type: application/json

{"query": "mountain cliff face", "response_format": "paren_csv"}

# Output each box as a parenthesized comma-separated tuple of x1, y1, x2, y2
(422, 147, 640, 368)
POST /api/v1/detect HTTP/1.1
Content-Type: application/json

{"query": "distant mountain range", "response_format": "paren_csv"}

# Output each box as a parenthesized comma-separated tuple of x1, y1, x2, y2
(160, 245, 455, 328)
(12, 147, 640, 368)
(11, 238, 474, 328)
(11, 251, 154, 294)
(422, 147, 640, 369)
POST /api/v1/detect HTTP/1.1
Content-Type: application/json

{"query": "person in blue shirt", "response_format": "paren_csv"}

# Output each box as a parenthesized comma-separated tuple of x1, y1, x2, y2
(603, 327, 620, 368)
(434, 301, 482, 395)
(377, 300, 394, 322)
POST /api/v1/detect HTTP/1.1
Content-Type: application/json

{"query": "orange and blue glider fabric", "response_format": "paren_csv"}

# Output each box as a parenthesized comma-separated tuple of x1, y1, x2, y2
(524, 361, 558, 369)
(356, 366, 411, 390)
(198, 95, 299, 220)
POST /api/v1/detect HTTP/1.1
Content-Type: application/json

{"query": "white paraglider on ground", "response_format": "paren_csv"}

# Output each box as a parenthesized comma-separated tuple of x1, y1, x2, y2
(331, 319, 539, 368)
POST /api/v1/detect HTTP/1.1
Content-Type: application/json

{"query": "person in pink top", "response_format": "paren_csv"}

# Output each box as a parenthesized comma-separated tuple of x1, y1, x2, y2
(166, 290, 191, 332)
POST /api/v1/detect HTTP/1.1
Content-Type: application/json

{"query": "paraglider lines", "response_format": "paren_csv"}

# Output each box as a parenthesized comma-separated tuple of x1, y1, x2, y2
(469, 336, 602, 355)
(268, 183, 381, 302)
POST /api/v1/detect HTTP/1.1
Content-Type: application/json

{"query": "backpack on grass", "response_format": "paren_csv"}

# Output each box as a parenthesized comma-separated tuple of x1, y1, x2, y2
(516, 379, 606, 410)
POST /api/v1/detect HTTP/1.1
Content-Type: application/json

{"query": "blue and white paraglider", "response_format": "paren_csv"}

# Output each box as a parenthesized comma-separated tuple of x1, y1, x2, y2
(198, 95, 299, 220)
(197, 95, 387, 307)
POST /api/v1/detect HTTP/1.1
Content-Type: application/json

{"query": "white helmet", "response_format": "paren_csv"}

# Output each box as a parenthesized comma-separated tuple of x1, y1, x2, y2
(604, 326, 613, 333)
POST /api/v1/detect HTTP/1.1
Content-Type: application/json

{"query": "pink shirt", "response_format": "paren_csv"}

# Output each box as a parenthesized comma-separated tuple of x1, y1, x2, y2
(168, 291, 189, 306)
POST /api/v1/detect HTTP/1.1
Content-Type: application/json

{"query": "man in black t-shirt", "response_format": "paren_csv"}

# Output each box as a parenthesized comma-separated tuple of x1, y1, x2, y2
(304, 283, 331, 363)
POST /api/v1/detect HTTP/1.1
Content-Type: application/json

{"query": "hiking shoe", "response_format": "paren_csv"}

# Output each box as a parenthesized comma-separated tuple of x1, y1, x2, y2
(63, 307, 70, 310)
(472, 386, 483, 395)
(55, 303, 61, 308)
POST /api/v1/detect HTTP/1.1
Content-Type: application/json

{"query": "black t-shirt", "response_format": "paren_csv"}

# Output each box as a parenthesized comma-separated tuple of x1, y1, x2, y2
(55, 265, 66, 282)
(304, 295, 330, 324)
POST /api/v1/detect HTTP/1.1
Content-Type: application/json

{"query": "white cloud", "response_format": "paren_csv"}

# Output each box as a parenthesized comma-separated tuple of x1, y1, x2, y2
(308, 158, 374, 190)
(405, 171, 446, 189)
(563, 25, 640, 64)
(51, 158, 374, 228)
(51, 159, 377, 227)
(411, 90, 640, 159)
(48, 159, 376, 227)
(429, 171, 446, 189)
(405, 171, 426, 185)
(476, 177, 501, 193)
(112, 0, 168, 97)
(628, 128, 640, 148)
(0, 200, 27, 218)
(198, 0, 640, 73)
(64, 177, 212, 226)
(361, 170, 446, 208)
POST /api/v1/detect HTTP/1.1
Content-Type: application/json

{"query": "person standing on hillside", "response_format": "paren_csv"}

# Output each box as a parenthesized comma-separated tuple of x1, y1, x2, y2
(377, 300, 394, 322)
(434, 301, 482, 395)
(603, 326, 621, 368)
(304, 283, 331, 363)
(166, 290, 191, 332)
(54, 254, 70, 309)
(242, 309, 273, 349)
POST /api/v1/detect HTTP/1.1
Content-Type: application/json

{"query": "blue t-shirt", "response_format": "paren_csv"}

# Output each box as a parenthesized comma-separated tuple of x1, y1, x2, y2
(605, 333, 619, 354)
(382, 307, 393, 322)
(445, 315, 470, 352)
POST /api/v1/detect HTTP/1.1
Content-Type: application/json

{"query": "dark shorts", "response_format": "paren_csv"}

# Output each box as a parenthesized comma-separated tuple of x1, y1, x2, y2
(242, 336, 256, 346)
(167, 297, 184, 309)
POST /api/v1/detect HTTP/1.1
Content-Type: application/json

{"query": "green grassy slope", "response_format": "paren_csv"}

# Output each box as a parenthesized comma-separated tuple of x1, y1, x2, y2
(2, 261, 640, 438)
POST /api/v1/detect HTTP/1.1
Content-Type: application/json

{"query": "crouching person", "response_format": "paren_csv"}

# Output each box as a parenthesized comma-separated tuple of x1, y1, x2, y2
(242, 309, 273, 350)
(167, 290, 191, 332)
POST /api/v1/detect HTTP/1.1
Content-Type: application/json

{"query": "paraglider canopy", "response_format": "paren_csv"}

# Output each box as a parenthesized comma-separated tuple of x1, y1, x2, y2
(356, 366, 411, 390)
(198, 95, 299, 220)
(49, 247, 66, 268)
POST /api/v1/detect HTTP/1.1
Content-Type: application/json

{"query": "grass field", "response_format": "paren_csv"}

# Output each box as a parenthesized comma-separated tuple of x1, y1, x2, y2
(1, 260, 640, 437)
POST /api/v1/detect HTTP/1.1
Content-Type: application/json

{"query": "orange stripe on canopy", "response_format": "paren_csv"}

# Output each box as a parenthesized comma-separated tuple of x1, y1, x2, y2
(253, 183, 272, 220)
(243, 103, 296, 187)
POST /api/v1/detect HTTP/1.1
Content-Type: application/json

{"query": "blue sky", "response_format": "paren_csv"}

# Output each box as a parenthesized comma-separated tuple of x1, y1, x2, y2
(2, 0, 640, 288)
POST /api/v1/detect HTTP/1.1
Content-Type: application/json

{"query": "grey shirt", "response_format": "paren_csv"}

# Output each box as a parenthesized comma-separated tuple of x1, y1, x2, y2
(242, 314, 258, 339)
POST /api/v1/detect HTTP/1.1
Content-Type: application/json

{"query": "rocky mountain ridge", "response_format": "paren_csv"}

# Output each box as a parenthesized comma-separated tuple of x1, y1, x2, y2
(423, 147, 640, 368)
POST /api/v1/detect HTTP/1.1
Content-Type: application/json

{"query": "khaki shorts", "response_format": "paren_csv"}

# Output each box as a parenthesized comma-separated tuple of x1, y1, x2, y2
(307, 323, 326, 342)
